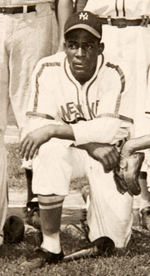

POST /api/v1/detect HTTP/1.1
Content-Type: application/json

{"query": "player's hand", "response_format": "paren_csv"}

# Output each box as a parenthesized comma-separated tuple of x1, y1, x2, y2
(78, 143, 119, 173)
(21, 125, 52, 160)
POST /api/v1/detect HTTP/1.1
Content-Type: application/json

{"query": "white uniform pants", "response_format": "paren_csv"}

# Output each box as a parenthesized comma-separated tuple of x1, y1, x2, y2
(32, 139, 133, 248)
(0, 3, 58, 235)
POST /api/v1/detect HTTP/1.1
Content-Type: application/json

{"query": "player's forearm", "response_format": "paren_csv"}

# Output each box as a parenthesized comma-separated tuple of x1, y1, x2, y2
(52, 124, 75, 140)
(21, 123, 75, 160)
(122, 134, 150, 157)
(71, 117, 128, 145)
(57, 0, 74, 52)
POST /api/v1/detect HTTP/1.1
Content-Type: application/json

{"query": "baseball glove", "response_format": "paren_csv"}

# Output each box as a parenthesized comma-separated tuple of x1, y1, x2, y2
(3, 215, 24, 244)
(113, 152, 145, 196)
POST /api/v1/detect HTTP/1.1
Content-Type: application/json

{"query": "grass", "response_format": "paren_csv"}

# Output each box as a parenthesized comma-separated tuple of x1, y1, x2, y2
(1, 226, 150, 275)
(5, 108, 150, 275)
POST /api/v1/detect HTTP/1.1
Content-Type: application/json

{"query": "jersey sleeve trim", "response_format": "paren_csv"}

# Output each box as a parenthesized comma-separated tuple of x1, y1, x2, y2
(86, 55, 104, 119)
(97, 113, 134, 124)
(64, 57, 80, 105)
(33, 61, 61, 113)
(106, 62, 125, 114)
(26, 111, 54, 120)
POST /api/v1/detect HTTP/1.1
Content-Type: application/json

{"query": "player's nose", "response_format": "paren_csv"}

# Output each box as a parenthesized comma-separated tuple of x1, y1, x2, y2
(75, 46, 85, 57)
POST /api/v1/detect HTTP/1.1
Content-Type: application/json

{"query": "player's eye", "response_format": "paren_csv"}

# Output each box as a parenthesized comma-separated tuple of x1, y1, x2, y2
(68, 43, 78, 50)
(84, 44, 93, 50)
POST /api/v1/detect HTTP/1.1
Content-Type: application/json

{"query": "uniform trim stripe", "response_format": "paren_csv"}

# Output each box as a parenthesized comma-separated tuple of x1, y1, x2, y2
(115, 0, 119, 16)
(39, 203, 63, 210)
(123, 0, 126, 17)
(39, 199, 64, 207)
(64, 57, 80, 105)
(86, 54, 104, 120)
(106, 62, 125, 114)
(97, 113, 134, 124)
(33, 62, 61, 112)
(38, 195, 64, 203)
(106, 62, 125, 93)
(26, 111, 54, 120)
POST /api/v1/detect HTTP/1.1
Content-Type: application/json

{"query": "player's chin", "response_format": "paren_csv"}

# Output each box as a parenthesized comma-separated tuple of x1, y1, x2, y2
(73, 69, 89, 81)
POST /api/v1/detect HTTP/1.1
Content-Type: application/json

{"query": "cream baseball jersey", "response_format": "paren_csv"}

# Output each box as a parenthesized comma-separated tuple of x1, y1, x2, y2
(85, 0, 150, 18)
(26, 52, 134, 145)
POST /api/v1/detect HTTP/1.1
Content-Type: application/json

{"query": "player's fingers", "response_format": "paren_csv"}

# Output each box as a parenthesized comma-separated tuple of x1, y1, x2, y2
(23, 141, 34, 160)
(28, 144, 39, 160)
(102, 151, 119, 173)
(100, 156, 112, 173)
(109, 150, 120, 167)
(21, 138, 31, 157)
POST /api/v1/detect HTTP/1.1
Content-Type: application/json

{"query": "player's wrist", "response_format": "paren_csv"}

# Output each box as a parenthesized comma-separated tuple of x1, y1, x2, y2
(121, 140, 134, 157)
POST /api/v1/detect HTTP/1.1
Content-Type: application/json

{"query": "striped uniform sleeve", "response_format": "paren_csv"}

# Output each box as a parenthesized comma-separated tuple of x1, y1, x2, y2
(71, 59, 134, 146)
(21, 55, 62, 140)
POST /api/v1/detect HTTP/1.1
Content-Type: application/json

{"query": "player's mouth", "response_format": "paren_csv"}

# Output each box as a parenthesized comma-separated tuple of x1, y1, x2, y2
(73, 63, 87, 70)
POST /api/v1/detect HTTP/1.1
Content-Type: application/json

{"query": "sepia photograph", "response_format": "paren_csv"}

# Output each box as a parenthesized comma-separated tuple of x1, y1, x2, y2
(1, 0, 150, 275)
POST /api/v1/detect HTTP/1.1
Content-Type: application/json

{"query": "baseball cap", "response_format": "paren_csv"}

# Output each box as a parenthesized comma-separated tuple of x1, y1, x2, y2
(64, 11, 102, 39)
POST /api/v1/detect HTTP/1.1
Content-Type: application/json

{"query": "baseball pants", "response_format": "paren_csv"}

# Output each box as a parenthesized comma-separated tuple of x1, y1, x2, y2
(0, 3, 58, 238)
(32, 139, 133, 248)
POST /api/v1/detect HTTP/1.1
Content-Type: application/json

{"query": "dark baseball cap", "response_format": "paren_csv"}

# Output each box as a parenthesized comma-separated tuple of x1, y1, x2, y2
(64, 11, 102, 39)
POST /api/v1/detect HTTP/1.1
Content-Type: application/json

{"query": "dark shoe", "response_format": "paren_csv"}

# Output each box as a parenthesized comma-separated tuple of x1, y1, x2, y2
(141, 206, 150, 230)
(20, 247, 64, 271)
(63, 236, 115, 261)
(24, 201, 41, 229)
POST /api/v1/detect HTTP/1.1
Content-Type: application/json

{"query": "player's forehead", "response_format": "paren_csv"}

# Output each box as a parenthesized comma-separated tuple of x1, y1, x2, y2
(65, 29, 98, 44)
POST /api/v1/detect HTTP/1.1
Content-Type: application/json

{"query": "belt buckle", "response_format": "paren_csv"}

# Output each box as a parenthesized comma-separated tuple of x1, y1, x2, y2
(117, 18, 127, 28)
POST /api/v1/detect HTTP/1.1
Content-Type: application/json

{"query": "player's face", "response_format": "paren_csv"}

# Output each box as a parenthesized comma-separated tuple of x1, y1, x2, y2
(65, 29, 101, 85)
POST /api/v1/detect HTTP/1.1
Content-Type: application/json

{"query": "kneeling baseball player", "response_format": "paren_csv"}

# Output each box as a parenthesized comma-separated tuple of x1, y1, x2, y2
(20, 11, 143, 270)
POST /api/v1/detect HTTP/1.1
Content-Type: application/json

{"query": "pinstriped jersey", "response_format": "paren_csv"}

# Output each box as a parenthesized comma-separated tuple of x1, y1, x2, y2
(85, 0, 150, 18)
(26, 51, 134, 145)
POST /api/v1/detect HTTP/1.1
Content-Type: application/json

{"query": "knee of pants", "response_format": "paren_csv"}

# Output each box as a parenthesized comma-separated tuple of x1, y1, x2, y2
(38, 140, 71, 164)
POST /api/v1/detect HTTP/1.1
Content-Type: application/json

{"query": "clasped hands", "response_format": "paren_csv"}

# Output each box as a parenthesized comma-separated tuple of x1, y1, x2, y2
(21, 125, 120, 173)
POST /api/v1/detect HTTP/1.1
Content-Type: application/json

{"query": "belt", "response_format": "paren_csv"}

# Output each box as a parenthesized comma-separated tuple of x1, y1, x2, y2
(0, 5, 36, 14)
(99, 16, 150, 28)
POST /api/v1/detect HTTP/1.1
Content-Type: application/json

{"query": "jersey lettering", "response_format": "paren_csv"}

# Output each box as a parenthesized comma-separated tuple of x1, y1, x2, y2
(88, 100, 100, 118)
(61, 102, 84, 122)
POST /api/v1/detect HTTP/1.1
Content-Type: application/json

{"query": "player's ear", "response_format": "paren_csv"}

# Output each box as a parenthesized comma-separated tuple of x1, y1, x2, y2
(98, 42, 104, 55)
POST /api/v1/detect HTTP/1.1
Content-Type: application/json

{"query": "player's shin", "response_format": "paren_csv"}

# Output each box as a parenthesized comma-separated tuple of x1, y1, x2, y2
(38, 194, 65, 253)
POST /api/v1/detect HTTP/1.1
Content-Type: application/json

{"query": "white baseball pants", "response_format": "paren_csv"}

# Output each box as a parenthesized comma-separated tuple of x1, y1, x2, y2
(32, 139, 133, 248)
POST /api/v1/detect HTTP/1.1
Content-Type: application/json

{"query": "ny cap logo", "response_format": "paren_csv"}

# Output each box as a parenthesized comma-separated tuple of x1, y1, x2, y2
(79, 12, 88, 21)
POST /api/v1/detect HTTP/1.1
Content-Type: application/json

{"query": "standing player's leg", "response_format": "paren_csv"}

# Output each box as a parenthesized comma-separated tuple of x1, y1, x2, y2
(9, 3, 58, 211)
(0, 16, 10, 244)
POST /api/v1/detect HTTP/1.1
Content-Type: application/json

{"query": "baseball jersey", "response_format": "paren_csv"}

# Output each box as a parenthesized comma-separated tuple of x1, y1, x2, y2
(85, 0, 150, 18)
(25, 51, 134, 146)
